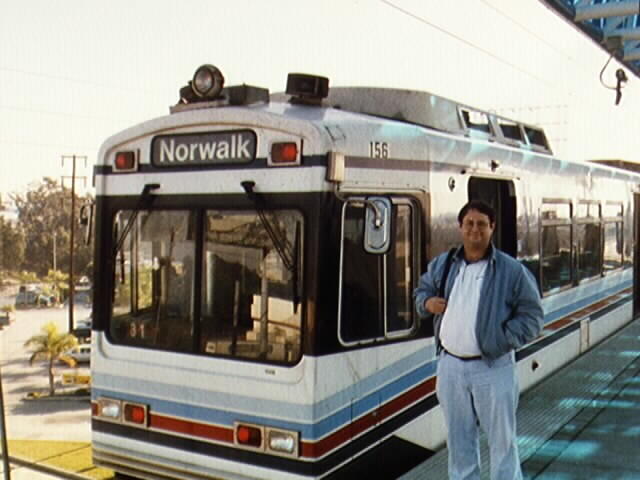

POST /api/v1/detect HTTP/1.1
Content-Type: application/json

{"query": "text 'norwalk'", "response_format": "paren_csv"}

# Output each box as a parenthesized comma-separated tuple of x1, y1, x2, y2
(152, 131, 256, 166)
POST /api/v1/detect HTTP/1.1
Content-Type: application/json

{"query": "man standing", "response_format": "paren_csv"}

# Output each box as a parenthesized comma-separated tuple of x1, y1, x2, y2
(414, 200, 543, 480)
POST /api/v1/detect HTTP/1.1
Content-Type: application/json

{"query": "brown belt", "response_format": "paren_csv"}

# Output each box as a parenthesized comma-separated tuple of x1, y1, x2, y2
(443, 348, 482, 361)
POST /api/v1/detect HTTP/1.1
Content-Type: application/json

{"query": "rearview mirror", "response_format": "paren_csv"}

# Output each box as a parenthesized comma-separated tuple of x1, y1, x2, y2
(364, 197, 392, 254)
(79, 202, 95, 246)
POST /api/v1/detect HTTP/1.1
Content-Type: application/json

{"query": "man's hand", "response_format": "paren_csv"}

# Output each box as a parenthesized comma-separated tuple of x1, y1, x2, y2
(425, 297, 447, 314)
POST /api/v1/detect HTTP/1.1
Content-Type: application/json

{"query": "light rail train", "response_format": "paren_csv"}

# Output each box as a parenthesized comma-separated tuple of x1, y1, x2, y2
(89, 64, 640, 479)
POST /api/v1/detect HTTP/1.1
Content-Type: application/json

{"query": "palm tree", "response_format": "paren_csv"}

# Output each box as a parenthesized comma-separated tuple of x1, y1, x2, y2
(24, 322, 78, 396)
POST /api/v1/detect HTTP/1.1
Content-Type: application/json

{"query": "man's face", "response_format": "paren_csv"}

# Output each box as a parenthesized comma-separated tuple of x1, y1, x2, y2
(460, 209, 494, 252)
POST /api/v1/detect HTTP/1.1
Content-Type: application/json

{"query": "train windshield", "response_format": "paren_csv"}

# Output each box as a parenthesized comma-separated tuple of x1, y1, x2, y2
(110, 208, 303, 364)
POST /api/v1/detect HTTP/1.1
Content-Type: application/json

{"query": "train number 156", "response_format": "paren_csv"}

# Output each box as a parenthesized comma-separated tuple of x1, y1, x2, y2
(369, 141, 389, 159)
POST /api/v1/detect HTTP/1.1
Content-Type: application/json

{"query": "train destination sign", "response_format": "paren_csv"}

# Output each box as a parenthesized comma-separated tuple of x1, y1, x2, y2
(151, 130, 256, 166)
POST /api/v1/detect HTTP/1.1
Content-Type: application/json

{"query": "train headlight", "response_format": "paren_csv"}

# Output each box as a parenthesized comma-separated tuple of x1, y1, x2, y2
(192, 64, 224, 99)
(267, 428, 299, 456)
(96, 398, 122, 421)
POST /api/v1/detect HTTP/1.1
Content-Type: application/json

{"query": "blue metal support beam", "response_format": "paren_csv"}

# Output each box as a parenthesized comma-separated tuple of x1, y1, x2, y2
(575, 1, 640, 22)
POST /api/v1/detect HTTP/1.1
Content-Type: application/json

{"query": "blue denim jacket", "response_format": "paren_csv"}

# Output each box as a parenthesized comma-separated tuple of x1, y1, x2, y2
(414, 245, 543, 362)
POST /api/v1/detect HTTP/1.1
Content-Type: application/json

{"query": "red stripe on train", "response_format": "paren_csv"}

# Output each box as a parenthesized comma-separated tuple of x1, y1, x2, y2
(150, 414, 234, 443)
(300, 376, 436, 458)
(135, 375, 436, 459)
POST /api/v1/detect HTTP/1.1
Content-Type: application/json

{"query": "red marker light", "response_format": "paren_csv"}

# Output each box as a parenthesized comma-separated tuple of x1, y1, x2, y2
(124, 403, 147, 425)
(114, 151, 136, 171)
(271, 142, 298, 165)
(237, 424, 262, 447)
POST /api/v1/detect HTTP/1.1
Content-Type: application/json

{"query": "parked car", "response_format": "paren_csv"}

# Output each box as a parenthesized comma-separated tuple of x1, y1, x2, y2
(66, 344, 91, 363)
(15, 285, 54, 308)
(72, 316, 92, 343)
(15, 288, 38, 308)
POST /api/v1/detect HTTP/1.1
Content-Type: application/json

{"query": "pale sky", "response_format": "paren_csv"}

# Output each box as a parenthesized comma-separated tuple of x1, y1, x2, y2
(1, 0, 638, 197)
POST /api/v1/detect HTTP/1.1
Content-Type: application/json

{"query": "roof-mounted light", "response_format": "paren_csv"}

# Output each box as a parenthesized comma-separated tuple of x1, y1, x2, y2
(192, 64, 225, 99)
(174, 64, 270, 112)
(286, 73, 329, 105)
(178, 64, 225, 104)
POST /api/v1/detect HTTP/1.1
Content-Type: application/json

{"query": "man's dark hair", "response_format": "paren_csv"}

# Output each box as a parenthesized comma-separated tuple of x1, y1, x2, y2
(458, 200, 496, 226)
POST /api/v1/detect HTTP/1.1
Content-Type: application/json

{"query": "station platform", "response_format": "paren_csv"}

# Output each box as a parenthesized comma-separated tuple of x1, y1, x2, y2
(401, 317, 640, 479)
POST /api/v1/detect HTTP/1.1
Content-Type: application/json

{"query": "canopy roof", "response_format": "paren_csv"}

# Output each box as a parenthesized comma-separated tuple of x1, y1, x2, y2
(543, 0, 640, 77)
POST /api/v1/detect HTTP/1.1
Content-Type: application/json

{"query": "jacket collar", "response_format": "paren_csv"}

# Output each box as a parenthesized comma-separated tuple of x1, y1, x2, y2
(453, 243, 496, 264)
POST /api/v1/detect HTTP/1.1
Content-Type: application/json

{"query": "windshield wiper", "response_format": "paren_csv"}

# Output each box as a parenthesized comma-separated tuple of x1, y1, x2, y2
(241, 181, 300, 311)
(241, 181, 294, 271)
(113, 183, 160, 257)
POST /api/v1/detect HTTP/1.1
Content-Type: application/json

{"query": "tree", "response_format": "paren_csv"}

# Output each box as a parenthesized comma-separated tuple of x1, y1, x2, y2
(11, 177, 93, 277)
(24, 322, 78, 396)
(0, 217, 25, 273)
(17, 271, 39, 284)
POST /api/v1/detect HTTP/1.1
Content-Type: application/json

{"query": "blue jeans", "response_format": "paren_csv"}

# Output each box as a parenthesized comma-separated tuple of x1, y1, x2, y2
(436, 351, 522, 480)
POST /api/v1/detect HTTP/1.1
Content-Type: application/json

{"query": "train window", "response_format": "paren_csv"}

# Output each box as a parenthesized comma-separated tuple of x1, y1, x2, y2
(460, 108, 492, 138)
(108, 208, 303, 364)
(576, 202, 602, 281)
(540, 201, 572, 293)
(111, 210, 196, 351)
(200, 210, 303, 363)
(387, 203, 415, 336)
(496, 118, 525, 144)
(603, 203, 623, 272)
(339, 198, 416, 345)
(524, 126, 551, 152)
(602, 203, 623, 219)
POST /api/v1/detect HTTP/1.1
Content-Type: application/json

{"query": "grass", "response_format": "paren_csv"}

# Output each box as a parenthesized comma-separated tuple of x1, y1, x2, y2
(6, 440, 113, 479)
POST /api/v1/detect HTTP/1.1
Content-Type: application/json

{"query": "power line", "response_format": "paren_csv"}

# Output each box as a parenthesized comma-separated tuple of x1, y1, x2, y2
(379, 0, 556, 87)
(0, 139, 96, 151)
(0, 65, 161, 96)
(479, 0, 570, 56)
(0, 103, 127, 124)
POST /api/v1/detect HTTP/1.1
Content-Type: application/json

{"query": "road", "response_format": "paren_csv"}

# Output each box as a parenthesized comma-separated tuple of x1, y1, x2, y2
(0, 290, 91, 442)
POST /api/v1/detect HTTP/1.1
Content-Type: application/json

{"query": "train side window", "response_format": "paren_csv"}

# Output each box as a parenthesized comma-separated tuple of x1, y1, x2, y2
(460, 108, 493, 139)
(576, 202, 602, 282)
(524, 126, 551, 153)
(540, 201, 572, 294)
(339, 198, 417, 345)
(603, 203, 623, 272)
(496, 118, 525, 145)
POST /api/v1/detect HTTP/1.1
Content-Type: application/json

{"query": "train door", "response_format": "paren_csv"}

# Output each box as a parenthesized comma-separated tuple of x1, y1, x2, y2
(468, 177, 517, 257)
(634, 194, 640, 317)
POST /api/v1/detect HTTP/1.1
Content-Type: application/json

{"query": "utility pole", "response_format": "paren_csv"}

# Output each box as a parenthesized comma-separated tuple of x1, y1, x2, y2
(62, 155, 87, 333)
(0, 362, 10, 480)
(0, 195, 8, 478)
(52, 231, 57, 272)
